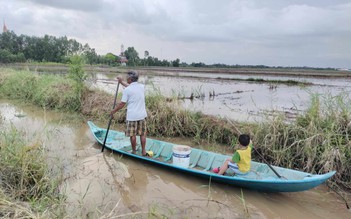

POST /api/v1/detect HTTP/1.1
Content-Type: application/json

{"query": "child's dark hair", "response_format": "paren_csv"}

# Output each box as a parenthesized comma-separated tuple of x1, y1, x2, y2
(238, 134, 250, 147)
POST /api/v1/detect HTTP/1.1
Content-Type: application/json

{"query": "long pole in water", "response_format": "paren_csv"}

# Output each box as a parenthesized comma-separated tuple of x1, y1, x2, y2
(225, 117, 282, 178)
(101, 82, 120, 152)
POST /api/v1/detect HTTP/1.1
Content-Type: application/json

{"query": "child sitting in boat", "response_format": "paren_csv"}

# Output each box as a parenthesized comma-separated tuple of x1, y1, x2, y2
(213, 134, 252, 175)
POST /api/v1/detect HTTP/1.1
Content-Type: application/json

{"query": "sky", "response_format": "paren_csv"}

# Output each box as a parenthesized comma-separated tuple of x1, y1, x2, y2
(1, 0, 351, 68)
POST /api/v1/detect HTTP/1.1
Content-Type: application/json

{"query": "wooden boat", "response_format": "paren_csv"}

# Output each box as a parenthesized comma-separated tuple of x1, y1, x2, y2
(88, 121, 336, 193)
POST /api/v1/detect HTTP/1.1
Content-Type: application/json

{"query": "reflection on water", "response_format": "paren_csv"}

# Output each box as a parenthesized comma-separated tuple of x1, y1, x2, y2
(90, 72, 351, 122)
(0, 100, 350, 218)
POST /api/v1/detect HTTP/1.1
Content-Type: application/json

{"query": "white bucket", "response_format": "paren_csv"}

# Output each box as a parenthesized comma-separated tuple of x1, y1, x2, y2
(172, 145, 191, 168)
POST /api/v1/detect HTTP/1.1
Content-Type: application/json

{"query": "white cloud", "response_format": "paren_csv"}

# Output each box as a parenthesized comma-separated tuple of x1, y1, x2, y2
(1, 0, 351, 68)
(21, 0, 103, 12)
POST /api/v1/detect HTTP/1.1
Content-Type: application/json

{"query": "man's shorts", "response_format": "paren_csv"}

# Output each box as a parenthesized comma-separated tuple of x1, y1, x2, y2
(125, 119, 147, 137)
(228, 161, 248, 175)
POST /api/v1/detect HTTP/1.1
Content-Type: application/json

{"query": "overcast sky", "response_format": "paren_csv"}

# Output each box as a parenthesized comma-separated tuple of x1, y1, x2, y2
(1, 0, 351, 68)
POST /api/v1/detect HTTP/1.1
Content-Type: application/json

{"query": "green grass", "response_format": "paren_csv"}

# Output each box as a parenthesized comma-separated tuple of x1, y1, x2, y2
(0, 127, 65, 218)
(0, 68, 82, 111)
(252, 92, 351, 190)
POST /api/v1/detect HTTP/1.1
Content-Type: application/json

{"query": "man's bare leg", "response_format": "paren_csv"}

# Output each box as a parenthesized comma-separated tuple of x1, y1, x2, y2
(141, 134, 146, 156)
(130, 136, 137, 154)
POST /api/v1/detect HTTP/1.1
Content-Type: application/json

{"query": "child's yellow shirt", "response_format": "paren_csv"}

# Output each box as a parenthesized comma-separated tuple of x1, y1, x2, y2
(231, 144, 252, 172)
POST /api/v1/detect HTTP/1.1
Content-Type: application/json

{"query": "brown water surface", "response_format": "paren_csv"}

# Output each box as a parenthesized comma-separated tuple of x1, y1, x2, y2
(0, 100, 350, 218)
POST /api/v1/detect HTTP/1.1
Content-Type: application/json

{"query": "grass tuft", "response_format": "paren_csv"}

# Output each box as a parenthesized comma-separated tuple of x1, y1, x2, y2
(0, 127, 65, 218)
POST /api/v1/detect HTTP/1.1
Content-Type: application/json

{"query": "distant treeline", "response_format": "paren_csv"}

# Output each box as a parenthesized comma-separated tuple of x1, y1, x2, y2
(0, 31, 337, 70)
(0, 31, 109, 65)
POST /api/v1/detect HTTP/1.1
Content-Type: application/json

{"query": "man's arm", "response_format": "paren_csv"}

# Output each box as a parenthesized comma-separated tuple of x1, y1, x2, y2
(117, 76, 129, 87)
(110, 102, 126, 118)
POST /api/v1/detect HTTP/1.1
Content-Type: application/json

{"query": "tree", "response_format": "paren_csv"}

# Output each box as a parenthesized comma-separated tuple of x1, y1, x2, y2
(0, 31, 18, 52)
(144, 50, 149, 66)
(82, 44, 98, 65)
(1, 31, 193, 67)
(161, 59, 170, 67)
(104, 53, 117, 66)
(191, 62, 206, 67)
(144, 50, 149, 58)
(0, 49, 12, 63)
(124, 47, 140, 66)
(172, 58, 180, 67)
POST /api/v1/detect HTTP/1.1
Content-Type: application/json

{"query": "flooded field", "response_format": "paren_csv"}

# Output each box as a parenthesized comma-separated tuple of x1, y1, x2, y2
(90, 71, 351, 122)
(1, 100, 350, 218)
(5, 64, 351, 122)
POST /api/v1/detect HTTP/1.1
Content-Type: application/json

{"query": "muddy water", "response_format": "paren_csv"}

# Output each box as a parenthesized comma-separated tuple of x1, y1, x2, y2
(90, 73, 351, 122)
(1, 100, 350, 218)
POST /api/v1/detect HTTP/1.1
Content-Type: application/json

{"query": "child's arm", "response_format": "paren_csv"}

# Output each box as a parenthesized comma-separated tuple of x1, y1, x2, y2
(249, 140, 254, 149)
(231, 151, 240, 163)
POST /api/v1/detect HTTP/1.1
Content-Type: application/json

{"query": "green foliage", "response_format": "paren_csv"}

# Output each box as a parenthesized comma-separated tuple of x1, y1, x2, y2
(124, 47, 140, 66)
(0, 69, 81, 111)
(68, 55, 87, 106)
(143, 56, 171, 66)
(0, 70, 39, 99)
(172, 58, 180, 67)
(104, 53, 118, 66)
(82, 44, 99, 65)
(68, 55, 86, 83)
(0, 49, 26, 63)
(191, 62, 206, 67)
(0, 31, 91, 63)
(144, 50, 149, 58)
(33, 75, 81, 110)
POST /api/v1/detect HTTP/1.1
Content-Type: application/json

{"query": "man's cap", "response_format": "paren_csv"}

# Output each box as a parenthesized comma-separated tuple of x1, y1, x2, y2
(127, 71, 139, 81)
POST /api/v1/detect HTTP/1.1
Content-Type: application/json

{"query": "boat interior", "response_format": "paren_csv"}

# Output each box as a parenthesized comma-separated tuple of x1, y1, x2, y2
(91, 122, 310, 180)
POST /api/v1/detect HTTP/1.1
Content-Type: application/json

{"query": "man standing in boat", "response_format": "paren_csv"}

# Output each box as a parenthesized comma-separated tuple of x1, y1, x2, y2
(110, 71, 148, 156)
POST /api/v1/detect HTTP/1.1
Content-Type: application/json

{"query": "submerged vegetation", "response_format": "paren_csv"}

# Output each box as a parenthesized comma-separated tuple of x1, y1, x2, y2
(0, 67, 350, 194)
